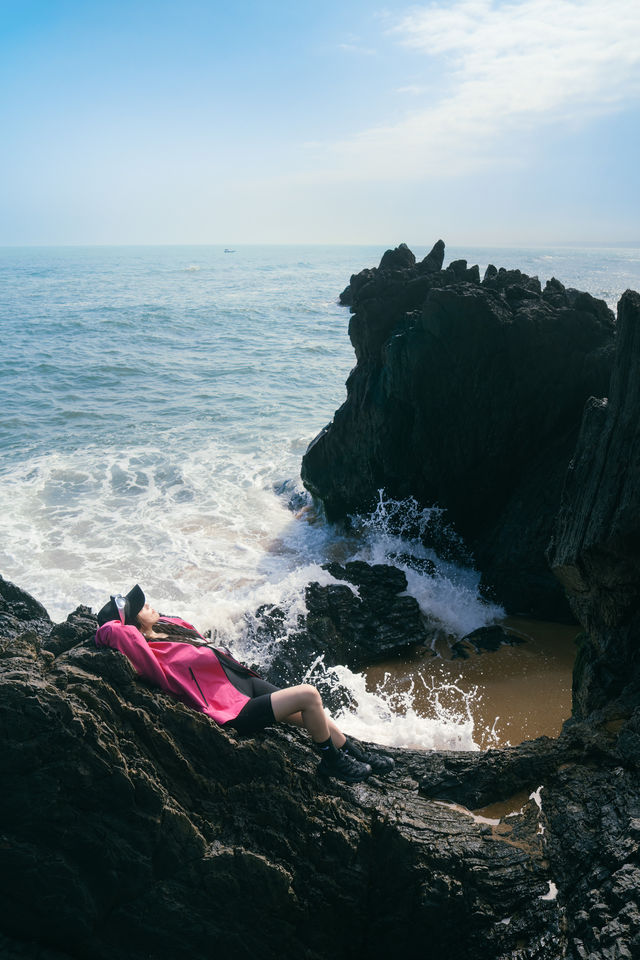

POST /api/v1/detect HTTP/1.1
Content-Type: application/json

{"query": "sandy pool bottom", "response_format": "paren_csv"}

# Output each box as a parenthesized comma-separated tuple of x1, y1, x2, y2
(363, 618, 579, 748)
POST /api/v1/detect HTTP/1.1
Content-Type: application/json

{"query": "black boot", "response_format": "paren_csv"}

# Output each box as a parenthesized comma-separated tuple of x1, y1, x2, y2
(342, 737, 395, 774)
(316, 738, 372, 783)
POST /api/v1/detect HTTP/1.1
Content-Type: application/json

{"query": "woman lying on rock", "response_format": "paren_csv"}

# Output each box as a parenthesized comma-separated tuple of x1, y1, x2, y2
(96, 584, 393, 783)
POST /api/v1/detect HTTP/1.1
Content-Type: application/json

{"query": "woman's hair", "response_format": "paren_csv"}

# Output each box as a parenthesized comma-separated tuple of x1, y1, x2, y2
(137, 617, 206, 643)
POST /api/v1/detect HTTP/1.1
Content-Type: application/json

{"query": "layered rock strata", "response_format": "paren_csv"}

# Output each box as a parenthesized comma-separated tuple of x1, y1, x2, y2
(301, 242, 615, 619)
(549, 289, 640, 715)
(1, 576, 639, 960)
(249, 561, 430, 695)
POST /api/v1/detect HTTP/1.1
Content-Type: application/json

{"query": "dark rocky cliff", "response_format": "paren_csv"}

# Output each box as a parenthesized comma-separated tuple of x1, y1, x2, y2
(301, 242, 615, 619)
(2, 260, 640, 960)
(549, 289, 640, 716)
(1, 566, 639, 960)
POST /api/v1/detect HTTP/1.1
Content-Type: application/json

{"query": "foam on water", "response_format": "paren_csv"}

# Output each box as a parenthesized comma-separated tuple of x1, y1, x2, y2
(0, 438, 498, 749)
(0, 438, 325, 622)
(3, 243, 639, 751)
(350, 491, 504, 638)
(317, 662, 480, 751)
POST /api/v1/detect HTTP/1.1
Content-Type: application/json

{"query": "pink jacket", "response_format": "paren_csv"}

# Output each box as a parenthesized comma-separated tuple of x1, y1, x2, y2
(95, 616, 251, 724)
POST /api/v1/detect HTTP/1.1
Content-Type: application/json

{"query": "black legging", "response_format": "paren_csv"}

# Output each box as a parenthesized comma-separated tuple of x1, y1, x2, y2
(221, 665, 281, 735)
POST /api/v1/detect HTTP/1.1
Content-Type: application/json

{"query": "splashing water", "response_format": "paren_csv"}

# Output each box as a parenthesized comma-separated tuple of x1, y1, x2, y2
(0, 451, 502, 749)
(299, 657, 482, 751)
(0, 245, 540, 751)
(350, 491, 504, 639)
(209, 490, 506, 752)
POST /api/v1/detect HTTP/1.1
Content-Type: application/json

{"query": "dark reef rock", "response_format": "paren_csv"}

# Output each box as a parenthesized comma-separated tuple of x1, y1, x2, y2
(0, 573, 51, 638)
(302, 241, 615, 619)
(378, 240, 416, 271)
(2, 272, 639, 959)
(549, 289, 640, 717)
(1, 578, 639, 960)
(42, 604, 97, 656)
(451, 624, 523, 659)
(249, 561, 430, 692)
(386, 551, 437, 577)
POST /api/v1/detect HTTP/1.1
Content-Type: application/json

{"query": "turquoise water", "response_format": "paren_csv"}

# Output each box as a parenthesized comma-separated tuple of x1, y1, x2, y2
(3, 242, 637, 464)
(1, 242, 638, 748)
(0, 245, 359, 460)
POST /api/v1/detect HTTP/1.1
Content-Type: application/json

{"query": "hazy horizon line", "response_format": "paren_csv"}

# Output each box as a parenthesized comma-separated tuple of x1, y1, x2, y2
(1, 239, 639, 250)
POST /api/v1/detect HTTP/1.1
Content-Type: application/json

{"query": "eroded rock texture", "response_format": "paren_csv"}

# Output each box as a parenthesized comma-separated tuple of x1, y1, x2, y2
(549, 289, 640, 716)
(1, 578, 639, 960)
(301, 242, 615, 619)
(2, 258, 639, 960)
(249, 561, 430, 694)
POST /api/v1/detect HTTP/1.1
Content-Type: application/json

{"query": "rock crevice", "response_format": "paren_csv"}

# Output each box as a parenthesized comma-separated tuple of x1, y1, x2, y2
(549, 289, 640, 715)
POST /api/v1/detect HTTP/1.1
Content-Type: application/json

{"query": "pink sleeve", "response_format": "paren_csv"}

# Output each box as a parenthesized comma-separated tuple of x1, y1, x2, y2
(95, 622, 167, 687)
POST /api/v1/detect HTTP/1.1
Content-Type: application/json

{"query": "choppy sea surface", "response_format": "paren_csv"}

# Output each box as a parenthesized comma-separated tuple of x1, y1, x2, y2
(2, 243, 639, 748)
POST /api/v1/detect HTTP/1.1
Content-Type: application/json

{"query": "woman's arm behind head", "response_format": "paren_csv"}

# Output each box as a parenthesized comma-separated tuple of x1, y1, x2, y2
(95, 621, 168, 688)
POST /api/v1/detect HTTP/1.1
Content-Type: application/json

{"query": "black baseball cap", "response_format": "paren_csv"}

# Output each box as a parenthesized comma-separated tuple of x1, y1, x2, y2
(97, 584, 145, 627)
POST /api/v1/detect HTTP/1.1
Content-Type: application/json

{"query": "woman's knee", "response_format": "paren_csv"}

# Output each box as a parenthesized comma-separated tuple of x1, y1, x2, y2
(297, 684, 322, 708)
(271, 684, 323, 722)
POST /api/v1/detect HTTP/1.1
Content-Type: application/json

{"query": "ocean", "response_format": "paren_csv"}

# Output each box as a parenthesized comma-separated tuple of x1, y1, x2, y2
(2, 242, 639, 749)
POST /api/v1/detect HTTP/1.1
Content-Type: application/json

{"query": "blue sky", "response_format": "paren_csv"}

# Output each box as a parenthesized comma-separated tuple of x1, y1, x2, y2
(1, 0, 639, 245)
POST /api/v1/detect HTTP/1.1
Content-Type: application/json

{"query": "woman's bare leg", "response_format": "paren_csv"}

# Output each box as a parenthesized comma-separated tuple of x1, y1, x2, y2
(271, 686, 377, 783)
(271, 685, 346, 747)
(276, 706, 347, 748)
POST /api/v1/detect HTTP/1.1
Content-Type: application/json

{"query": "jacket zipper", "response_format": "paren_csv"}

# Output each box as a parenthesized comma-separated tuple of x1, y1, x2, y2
(189, 667, 209, 706)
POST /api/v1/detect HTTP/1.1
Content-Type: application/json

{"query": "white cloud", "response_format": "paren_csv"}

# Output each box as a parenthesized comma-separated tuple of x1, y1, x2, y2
(394, 0, 640, 114)
(311, 0, 640, 181)
(338, 36, 376, 55)
(395, 84, 427, 95)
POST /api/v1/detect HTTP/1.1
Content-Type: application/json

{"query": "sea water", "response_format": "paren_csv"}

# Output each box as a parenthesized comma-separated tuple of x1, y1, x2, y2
(2, 242, 639, 749)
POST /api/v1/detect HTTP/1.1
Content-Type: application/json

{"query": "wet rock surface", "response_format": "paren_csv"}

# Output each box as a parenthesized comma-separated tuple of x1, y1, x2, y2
(301, 241, 615, 619)
(0, 573, 51, 638)
(549, 289, 640, 718)
(3, 256, 640, 960)
(451, 624, 523, 659)
(1, 576, 639, 960)
(247, 561, 430, 694)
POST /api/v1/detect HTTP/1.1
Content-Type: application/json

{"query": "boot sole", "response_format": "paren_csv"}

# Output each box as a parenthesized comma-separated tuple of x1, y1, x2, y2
(317, 764, 372, 783)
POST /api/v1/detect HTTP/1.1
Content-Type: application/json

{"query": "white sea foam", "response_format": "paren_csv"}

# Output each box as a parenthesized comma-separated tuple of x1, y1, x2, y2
(8, 245, 625, 750)
(351, 491, 504, 636)
(311, 662, 480, 751)
(0, 446, 498, 637)
(0, 442, 501, 749)
(529, 786, 544, 810)
(0, 438, 322, 626)
(529, 786, 546, 836)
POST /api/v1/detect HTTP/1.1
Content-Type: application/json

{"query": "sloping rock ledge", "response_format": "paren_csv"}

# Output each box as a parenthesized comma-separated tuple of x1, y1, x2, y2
(1, 579, 639, 960)
(3, 269, 640, 960)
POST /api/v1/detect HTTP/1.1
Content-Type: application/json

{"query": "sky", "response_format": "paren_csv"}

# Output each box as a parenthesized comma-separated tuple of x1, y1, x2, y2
(1, 0, 639, 245)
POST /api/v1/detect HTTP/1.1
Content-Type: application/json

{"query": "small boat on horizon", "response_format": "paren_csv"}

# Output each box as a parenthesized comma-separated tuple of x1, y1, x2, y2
(224, 248, 236, 253)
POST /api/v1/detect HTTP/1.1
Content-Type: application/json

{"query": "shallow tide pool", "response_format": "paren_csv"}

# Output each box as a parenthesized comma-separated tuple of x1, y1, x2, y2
(363, 618, 578, 749)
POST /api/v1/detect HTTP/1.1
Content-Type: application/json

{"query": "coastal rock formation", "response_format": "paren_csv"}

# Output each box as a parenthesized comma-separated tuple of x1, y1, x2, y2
(1, 572, 51, 637)
(549, 289, 640, 716)
(4, 251, 640, 960)
(2, 577, 639, 960)
(247, 561, 430, 696)
(451, 624, 522, 659)
(301, 242, 615, 619)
